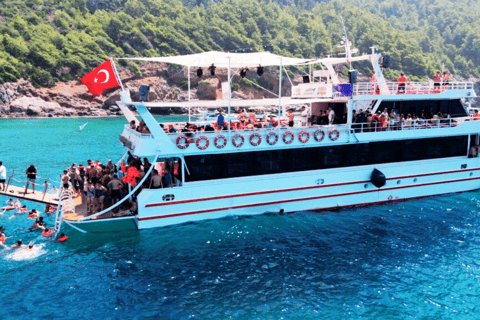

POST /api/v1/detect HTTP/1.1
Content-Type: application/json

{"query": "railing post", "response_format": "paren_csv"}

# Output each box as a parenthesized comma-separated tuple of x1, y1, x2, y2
(5, 169, 13, 193)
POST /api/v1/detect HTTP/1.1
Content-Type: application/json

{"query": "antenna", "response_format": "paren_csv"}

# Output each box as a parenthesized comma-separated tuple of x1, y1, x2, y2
(338, 16, 353, 70)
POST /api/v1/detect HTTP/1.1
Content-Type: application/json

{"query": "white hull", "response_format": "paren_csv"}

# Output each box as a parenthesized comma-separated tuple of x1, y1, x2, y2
(135, 156, 480, 229)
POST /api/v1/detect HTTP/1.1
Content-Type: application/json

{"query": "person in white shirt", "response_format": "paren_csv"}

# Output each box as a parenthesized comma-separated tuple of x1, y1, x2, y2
(328, 106, 335, 124)
(0, 161, 6, 191)
(300, 106, 309, 127)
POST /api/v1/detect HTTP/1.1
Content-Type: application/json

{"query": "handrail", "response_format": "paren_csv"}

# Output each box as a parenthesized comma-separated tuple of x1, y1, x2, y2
(78, 153, 159, 222)
(353, 81, 473, 96)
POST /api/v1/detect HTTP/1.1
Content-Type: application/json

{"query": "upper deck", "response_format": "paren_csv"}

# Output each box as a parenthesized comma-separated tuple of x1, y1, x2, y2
(120, 114, 480, 157)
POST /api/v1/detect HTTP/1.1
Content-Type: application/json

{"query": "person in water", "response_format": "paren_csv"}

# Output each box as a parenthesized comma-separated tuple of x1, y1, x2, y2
(0, 231, 6, 247)
(41, 228, 53, 237)
(31, 217, 45, 231)
(11, 240, 23, 249)
(57, 233, 68, 242)
(28, 209, 39, 219)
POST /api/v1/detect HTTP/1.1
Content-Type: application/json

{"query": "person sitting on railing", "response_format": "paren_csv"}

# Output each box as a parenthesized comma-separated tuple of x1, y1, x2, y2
(472, 110, 480, 120)
(247, 109, 257, 124)
(433, 71, 441, 91)
(129, 120, 136, 130)
(268, 115, 278, 128)
(238, 109, 246, 126)
(442, 72, 450, 87)
(397, 73, 407, 94)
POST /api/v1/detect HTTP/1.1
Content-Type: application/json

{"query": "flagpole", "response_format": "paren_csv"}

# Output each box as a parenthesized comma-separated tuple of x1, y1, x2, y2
(110, 57, 125, 91)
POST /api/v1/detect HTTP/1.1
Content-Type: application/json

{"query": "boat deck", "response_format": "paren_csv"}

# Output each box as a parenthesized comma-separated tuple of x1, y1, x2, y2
(62, 193, 133, 222)
(0, 185, 59, 206)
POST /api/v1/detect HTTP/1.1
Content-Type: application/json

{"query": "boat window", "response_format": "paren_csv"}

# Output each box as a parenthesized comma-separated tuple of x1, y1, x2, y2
(184, 135, 468, 182)
(378, 99, 467, 118)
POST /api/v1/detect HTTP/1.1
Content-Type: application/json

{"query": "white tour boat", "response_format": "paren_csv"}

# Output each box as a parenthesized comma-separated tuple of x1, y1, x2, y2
(47, 38, 479, 234)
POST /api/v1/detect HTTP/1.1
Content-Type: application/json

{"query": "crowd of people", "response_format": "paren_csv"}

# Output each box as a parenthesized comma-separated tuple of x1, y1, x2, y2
(62, 153, 176, 215)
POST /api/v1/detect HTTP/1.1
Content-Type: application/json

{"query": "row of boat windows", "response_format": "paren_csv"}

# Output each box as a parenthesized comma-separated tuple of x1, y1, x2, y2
(184, 136, 468, 182)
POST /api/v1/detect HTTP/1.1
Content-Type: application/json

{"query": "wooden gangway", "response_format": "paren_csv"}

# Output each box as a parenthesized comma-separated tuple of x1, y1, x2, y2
(0, 185, 59, 206)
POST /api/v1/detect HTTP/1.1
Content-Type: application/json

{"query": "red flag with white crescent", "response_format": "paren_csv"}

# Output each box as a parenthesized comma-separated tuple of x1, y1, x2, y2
(81, 59, 120, 95)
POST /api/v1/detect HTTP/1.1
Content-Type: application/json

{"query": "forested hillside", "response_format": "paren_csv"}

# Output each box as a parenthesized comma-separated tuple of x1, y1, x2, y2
(0, 0, 479, 88)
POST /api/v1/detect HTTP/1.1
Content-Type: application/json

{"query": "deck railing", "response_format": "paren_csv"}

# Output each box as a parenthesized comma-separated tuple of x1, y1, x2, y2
(353, 81, 474, 96)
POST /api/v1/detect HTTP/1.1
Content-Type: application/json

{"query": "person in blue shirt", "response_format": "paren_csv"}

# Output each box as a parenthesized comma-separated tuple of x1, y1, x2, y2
(217, 110, 225, 130)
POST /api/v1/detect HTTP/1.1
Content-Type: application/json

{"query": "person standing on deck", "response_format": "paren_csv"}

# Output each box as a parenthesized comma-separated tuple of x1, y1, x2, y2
(287, 110, 295, 127)
(0, 161, 6, 191)
(397, 73, 407, 94)
(217, 110, 225, 130)
(25, 164, 38, 194)
(328, 106, 335, 125)
(300, 106, 309, 127)
(108, 175, 124, 205)
(238, 109, 246, 126)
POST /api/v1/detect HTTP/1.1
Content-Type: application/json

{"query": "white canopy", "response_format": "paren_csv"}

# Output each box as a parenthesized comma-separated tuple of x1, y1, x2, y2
(121, 51, 312, 68)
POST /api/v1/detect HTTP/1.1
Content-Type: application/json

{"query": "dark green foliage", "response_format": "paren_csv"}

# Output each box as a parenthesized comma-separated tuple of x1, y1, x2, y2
(0, 0, 478, 87)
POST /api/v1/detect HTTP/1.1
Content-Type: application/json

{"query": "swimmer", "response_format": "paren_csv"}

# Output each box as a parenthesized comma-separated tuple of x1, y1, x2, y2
(57, 233, 68, 242)
(0, 232, 6, 247)
(17, 205, 28, 214)
(31, 217, 45, 231)
(28, 209, 39, 219)
(28, 242, 34, 250)
(14, 199, 21, 209)
(6, 199, 14, 206)
(11, 240, 23, 249)
(41, 228, 53, 237)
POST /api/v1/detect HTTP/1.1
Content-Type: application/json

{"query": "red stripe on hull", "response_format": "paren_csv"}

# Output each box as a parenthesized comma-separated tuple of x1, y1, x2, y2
(138, 175, 480, 221)
(145, 167, 480, 208)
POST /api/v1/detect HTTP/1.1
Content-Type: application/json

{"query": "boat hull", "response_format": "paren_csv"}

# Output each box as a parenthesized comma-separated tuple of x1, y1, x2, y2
(135, 156, 480, 229)
(64, 216, 138, 234)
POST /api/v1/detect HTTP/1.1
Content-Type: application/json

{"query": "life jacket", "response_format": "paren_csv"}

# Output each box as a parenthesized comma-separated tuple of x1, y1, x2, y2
(28, 212, 38, 218)
(122, 166, 140, 186)
(0, 234, 5, 244)
(41, 230, 53, 237)
(58, 235, 68, 242)
(18, 208, 28, 213)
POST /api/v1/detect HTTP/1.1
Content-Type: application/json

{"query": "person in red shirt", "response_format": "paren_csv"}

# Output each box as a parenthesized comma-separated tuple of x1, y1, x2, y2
(397, 72, 407, 94)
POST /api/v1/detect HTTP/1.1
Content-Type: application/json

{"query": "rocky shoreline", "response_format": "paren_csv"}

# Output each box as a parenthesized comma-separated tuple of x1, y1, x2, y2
(0, 62, 298, 118)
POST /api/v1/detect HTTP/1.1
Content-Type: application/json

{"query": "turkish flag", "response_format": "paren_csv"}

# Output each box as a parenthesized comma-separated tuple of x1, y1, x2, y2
(81, 59, 120, 95)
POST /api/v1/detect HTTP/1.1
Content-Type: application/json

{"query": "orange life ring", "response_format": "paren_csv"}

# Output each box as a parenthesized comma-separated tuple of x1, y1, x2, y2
(283, 131, 294, 144)
(176, 135, 190, 149)
(196, 135, 210, 150)
(329, 128, 340, 141)
(266, 132, 278, 145)
(298, 130, 310, 143)
(232, 134, 245, 147)
(249, 133, 262, 146)
(214, 135, 227, 149)
(314, 129, 325, 142)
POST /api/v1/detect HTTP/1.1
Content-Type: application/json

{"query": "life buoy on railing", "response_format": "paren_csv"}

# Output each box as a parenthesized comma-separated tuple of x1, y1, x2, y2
(249, 133, 262, 146)
(329, 128, 340, 141)
(232, 134, 245, 148)
(176, 135, 190, 149)
(298, 130, 310, 143)
(196, 135, 210, 150)
(314, 129, 325, 142)
(266, 132, 278, 145)
(214, 134, 227, 149)
(283, 131, 294, 144)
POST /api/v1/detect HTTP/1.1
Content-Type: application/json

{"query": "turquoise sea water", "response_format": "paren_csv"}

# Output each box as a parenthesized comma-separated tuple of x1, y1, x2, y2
(1, 117, 480, 319)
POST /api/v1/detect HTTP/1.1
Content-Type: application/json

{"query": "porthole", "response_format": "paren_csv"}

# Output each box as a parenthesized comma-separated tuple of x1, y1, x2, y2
(461, 164, 467, 169)
(397, 180, 401, 185)
(200, 158, 205, 164)
(413, 178, 418, 183)
(470, 172, 474, 177)
(315, 179, 325, 185)
(162, 194, 175, 201)
(364, 184, 368, 189)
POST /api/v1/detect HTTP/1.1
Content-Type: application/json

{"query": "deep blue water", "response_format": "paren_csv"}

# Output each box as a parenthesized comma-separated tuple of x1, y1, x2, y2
(1, 117, 480, 319)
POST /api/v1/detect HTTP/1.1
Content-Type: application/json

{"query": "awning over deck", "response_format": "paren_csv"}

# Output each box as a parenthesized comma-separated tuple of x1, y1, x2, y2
(121, 51, 313, 68)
